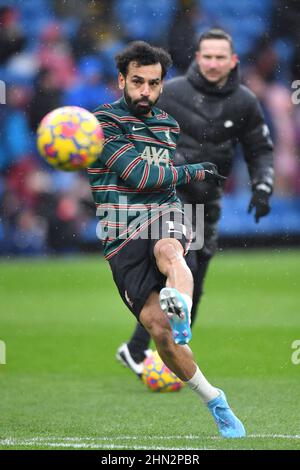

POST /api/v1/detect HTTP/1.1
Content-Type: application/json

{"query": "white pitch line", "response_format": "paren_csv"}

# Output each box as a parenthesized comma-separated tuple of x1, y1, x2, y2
(0, 434, 300, 449)
(250, 434, 300, 440)
(2, 434, 300, 441)
(0, 440, 211, 450)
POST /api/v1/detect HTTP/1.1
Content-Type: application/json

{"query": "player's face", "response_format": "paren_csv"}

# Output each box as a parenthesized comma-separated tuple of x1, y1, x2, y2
(196, 39, 238, 87)
(118, 62, 163, 117)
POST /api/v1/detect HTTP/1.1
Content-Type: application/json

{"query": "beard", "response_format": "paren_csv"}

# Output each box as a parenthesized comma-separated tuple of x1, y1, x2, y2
(124, 87, 158, 116)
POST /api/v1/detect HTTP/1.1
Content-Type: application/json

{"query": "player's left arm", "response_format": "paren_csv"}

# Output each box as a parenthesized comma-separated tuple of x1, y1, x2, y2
(239, 96, 274, 223)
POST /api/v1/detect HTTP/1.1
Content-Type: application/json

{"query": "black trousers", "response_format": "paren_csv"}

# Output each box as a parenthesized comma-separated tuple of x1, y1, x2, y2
(185, 249, 211, 324)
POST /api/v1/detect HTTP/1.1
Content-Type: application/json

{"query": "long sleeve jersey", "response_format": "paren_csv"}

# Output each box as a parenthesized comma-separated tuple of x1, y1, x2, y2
(88, 97, 205, 259)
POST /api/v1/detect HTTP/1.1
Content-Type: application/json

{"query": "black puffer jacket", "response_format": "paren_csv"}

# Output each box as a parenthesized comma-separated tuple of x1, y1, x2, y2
(158, 61, 274, 255)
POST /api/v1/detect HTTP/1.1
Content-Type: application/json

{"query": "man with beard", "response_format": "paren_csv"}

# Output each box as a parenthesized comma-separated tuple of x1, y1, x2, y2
(90, 41, 245, 438)
(118, 30, 274, 375)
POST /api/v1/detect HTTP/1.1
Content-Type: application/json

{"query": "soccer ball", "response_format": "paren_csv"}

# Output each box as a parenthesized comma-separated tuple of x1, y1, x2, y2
(37, 106, 104, 171)
(141, 351, 184, 393)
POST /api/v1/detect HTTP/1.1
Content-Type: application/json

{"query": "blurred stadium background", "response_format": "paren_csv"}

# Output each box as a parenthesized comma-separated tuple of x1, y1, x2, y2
(0, 0, 300, 256)
(1, 0, 300, 451)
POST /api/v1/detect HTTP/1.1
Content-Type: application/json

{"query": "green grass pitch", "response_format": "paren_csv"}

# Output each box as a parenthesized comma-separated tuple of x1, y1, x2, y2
(0, 251, 299, 450)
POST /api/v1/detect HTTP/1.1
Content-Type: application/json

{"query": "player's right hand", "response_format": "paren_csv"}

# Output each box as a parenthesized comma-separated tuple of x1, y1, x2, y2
(201, 162, 227, 184)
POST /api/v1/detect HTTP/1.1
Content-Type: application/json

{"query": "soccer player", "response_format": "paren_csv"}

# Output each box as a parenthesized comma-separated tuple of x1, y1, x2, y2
(89, 41, 245, 438)
(119, 29, 274, 371)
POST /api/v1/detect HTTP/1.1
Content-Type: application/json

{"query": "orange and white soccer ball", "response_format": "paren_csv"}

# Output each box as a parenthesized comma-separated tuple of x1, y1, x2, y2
(141, 351, 184, 392)
(37, 106, 104, 171)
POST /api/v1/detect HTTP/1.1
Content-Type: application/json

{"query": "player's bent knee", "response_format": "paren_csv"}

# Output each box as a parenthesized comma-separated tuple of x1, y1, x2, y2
(151, 326, 175, 353)
(140, 315, 172, 348)
(154, 239, 183, 265)
(151, 324, 171, 344)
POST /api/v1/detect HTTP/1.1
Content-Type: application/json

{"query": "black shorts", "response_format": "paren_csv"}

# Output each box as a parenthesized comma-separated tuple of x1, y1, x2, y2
(108, 212, 192, 320)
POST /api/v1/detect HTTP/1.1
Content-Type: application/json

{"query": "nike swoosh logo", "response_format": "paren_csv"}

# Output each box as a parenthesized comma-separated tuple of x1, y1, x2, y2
(132, 126, 145, 131)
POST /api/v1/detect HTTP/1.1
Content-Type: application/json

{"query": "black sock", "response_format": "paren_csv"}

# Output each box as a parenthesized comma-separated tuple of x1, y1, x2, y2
(127, 323, 151, 362)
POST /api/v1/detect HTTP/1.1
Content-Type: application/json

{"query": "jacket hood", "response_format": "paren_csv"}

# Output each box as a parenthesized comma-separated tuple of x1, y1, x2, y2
(187, 60, 240, 95)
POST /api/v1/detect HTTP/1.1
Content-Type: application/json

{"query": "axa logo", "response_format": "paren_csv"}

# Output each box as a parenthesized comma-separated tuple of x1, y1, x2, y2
(140, 146, 170, 166)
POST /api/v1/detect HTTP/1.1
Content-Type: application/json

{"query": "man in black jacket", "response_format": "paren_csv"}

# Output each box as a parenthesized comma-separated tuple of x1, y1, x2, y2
(117, 29, 274, 375)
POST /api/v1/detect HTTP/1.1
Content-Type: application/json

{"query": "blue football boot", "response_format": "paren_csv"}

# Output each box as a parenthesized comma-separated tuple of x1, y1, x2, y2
(207, 390, 246, 438)
(159, 287, 192, 345)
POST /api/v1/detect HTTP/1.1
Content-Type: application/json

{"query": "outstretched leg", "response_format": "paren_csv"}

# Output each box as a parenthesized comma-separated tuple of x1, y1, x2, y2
(139, 290, 246, 438)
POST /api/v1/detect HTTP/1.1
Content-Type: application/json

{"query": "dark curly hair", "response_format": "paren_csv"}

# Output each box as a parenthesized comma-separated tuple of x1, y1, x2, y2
(115, 41, 172, 79)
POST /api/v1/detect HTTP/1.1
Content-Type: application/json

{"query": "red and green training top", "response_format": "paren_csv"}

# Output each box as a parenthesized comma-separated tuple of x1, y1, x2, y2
(88, 97, 205, 259)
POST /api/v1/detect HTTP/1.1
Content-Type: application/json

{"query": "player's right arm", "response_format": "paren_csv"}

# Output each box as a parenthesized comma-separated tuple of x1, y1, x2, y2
(97, 115, 222, 190)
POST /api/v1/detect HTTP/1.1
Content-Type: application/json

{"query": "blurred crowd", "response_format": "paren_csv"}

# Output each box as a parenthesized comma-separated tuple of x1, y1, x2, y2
(1, 0, 300, 255)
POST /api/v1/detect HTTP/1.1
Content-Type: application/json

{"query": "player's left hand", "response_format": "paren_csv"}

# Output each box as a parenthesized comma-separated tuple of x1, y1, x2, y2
(248, 184, 272, 223)
(201, 162, 227, 185)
